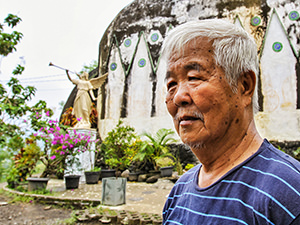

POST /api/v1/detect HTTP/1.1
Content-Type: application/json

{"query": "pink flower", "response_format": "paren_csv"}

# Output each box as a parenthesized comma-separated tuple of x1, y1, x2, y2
(50, 155, 56, 160)
(46, 111, 50, 117)
(60, 151, 65, 155)
(62, 145, 67, 150)
(77, 117, 82, 121)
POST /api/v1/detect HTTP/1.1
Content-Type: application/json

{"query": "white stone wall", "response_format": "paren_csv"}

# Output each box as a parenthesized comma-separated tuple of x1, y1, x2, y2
(97, 0, 300, 141)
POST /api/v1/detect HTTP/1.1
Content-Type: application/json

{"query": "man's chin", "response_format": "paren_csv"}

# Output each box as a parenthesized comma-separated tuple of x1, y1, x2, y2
(183, 139, 206, 150)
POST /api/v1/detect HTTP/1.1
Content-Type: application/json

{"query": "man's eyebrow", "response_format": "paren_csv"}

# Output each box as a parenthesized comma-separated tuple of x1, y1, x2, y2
(183, 62, 201, 71)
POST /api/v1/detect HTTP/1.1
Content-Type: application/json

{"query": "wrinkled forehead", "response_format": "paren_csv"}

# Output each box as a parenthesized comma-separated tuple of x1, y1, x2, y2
(167, 37, 213, 62)
(165, 37, 215, 80)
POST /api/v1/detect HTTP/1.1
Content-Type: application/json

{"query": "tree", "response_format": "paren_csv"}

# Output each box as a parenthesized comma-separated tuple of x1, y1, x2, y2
(0, 14, 52, 181)
(79, 60, 98, 74)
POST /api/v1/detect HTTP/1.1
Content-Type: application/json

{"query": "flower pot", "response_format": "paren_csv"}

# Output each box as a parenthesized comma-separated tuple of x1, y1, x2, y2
(64, 175, 81, 189)
(100, 169, 116, 179)
(27, 177, 50, 192)
(160, 166, 174, 177)
(84, 171, 100, 184)
(102, 177, 126, 206)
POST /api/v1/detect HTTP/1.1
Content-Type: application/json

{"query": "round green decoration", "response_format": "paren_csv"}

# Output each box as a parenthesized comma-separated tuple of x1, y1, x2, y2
(138, 58, 146, 68)
(124, 39, 131, 47)
(272, 42, 283, 52)
(251, 16, 261, 26)
(151, 33, 159, 42)
(110, 62, 117, 71)
(289, 11, 299, 21)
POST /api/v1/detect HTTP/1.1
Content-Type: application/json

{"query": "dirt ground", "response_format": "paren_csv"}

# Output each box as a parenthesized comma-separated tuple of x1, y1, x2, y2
(0, 192, 73, 225)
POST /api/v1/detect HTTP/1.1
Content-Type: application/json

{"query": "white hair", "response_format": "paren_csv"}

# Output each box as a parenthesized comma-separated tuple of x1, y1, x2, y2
(161, 19, 259, 113)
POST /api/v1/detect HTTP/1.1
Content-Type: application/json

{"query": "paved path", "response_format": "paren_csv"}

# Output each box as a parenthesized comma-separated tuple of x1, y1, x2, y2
(2, 178, 174, 216)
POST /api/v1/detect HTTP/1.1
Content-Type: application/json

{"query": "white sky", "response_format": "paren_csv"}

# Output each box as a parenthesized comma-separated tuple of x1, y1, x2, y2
(0, 0, 133, 119)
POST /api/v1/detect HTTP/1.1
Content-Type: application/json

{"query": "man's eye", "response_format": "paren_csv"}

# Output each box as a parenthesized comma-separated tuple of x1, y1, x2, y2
(167, 81, 177, 90)
(188, 76, 200, 81)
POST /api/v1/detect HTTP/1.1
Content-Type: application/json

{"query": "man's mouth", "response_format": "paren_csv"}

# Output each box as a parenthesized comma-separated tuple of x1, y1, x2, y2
(179, 116, 199, 123)
(177, 112, 204, 125)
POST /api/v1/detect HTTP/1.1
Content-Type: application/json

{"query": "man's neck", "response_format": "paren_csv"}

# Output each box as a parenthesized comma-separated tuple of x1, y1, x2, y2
(196, 121, 263, 188)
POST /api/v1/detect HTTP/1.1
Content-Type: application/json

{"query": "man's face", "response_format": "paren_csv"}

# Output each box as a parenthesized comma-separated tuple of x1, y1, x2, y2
(165, 37, 243, 149)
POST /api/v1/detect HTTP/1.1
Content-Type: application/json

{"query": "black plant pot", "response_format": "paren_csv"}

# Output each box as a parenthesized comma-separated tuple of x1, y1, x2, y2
(84, 171, 100, 184)
(160, 166, 174, 177)
(64, 175, 81, 189)
(100, 169, 116, 179)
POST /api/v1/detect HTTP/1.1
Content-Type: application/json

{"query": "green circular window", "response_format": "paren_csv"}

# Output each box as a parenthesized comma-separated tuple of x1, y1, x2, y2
(251, 16, 261, 26)
(138, 58, 146, 68)
(110, 62, 117, 71)
(289, 11, 299, 21)
(272, 42, 283, 52)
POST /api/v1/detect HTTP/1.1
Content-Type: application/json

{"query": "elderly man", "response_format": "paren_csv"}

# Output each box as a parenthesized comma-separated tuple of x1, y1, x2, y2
(162, 19, 300, 225)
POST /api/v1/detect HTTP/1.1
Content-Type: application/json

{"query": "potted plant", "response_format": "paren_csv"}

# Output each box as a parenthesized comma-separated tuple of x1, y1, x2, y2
(100, 120, 138, 176)
(134, 128, 178, 173)
(156, 157, 175, 177)
(100, 120, 140, 205)
(34, 120, 98, 189)
(7, 137, 45, 190)
(84, 167, 101, 184)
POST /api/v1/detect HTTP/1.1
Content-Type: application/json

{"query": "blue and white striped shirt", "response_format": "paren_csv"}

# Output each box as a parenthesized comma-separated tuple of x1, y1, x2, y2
(163, 139, 300, 224)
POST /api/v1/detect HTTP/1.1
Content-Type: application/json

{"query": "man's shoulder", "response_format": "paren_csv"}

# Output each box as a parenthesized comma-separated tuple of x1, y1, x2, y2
(257, 139, 300, 175)
(242, 139, 300, 200)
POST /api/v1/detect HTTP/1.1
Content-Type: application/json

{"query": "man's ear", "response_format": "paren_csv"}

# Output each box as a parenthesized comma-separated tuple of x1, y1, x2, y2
(239, 70, 256, 105)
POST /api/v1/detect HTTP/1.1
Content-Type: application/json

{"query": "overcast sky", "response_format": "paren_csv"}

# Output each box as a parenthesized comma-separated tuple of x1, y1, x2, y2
(0, 0, 133, 119)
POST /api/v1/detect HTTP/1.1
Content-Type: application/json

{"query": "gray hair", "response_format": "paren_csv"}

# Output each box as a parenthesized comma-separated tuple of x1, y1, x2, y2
(161, 19, 259, 113)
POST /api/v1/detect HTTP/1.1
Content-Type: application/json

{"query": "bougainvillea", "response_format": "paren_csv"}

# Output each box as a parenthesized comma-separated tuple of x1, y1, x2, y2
(35, 119, 99, 176)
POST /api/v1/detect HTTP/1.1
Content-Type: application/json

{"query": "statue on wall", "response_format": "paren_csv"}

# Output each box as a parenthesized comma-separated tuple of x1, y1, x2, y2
(66, 70, 108, 129)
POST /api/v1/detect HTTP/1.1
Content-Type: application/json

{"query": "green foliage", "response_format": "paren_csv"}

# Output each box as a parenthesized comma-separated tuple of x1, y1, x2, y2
(184, 163, 195, 171)
(0, 145, 11, 181)
(9, 194, 35, 204)
(0, 14, 53, 182)
(61, 211, 78, 225)
(7, 138, 42, 184)
(134, 128, 177, 170)
(79, 60, 98, 74)
(0, 14, 23, 56)
(101, 120, 138, 171)
(293, 148, 300, 161)
(87, 167, 101, 172)
(156, 157, 175, 167)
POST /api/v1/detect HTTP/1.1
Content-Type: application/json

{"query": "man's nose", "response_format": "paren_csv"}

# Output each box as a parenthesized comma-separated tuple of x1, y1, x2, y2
(173, 83, 192, 107)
